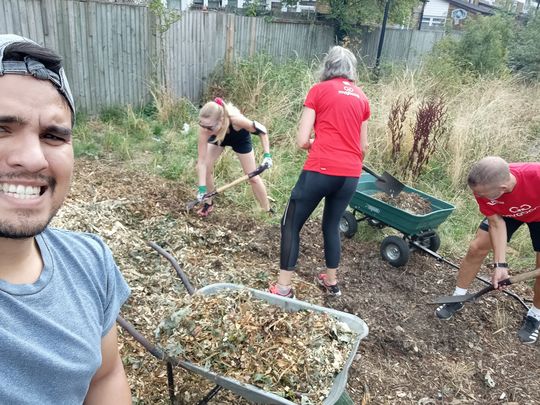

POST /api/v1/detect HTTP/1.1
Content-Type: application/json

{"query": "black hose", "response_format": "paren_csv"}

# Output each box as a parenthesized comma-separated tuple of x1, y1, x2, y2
(147, 241, 196, 295)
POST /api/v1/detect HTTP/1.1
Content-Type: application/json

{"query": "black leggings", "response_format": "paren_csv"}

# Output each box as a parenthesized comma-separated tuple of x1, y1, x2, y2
(280, 170, 359, 271)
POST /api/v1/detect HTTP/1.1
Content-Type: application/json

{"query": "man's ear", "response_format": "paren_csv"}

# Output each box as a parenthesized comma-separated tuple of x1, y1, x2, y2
(500, 183, 511, 193)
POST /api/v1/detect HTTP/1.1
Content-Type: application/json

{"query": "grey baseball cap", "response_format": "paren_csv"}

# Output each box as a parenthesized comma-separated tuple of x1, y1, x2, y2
(0, 34, 75, 121)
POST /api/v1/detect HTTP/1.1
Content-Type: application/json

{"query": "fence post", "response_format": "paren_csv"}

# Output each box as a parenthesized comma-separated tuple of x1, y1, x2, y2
(405, 29, 414, 66)
(225, 14, 235, 68)
(249, 17, 257, 57)
(147, 6, 164, 89)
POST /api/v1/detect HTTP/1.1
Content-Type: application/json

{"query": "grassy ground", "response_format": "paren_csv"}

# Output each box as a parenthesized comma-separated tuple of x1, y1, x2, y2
(72, 55, 540, 270)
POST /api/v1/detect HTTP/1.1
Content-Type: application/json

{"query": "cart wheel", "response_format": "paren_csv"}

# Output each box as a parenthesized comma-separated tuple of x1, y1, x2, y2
(340, 211, 358, 238)
(428, 232, 441, 252)
(380, 236, 410, 267)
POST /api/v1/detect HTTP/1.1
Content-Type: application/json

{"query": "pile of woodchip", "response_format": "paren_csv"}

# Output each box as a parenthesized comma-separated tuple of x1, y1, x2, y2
(155, 289, 358, 404)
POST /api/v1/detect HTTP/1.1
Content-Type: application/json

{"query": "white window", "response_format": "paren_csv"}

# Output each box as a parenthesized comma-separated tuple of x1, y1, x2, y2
(422, 15, 447, 26)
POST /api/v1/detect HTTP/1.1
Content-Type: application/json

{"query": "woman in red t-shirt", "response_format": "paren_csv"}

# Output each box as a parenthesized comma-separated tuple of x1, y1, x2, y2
(270, 46, 371, 298)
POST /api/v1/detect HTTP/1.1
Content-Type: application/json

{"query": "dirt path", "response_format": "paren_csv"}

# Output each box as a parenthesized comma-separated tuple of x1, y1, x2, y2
(55, 159, 539, 404)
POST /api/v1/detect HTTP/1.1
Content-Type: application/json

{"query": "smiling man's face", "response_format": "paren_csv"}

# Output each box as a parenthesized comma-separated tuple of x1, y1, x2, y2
(0, 74, 73, 238)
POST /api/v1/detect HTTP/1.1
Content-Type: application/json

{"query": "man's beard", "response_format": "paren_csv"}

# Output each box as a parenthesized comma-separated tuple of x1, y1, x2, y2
(0, 173, 58, 239)
(0, 208, 60, 239)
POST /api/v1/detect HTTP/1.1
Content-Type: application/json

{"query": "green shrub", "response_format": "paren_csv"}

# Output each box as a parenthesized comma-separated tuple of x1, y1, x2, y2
(509, 17, 540, 80)
(99, 105, 126, 125)
(458, 15, 513, 75)
(425, 15, 513, 80)
(204, 54, 314, 146)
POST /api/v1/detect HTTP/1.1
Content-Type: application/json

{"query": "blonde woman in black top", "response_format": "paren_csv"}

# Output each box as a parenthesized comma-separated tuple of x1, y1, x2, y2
(195, 98, 272, 216)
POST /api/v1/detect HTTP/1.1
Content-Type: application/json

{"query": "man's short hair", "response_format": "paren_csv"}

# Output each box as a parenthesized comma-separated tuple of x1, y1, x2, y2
(0, 34, 75, 121)
(467, 156, 510, 188)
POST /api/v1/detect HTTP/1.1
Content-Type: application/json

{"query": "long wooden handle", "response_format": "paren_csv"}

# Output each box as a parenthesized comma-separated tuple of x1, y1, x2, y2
(509, 268, 540, 284)
(215, 174, 250, 193)
(215, 164, 267, 193)
(186, 165, 268, 211)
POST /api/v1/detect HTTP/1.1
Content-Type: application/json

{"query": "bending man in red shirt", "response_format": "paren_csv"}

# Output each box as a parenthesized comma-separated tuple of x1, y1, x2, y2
(436, 157, 540, 344)
(269, 46, 370, 298)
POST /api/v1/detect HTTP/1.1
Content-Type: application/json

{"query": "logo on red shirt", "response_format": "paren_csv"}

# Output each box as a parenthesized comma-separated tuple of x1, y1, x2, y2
(508, 204, 536, 217)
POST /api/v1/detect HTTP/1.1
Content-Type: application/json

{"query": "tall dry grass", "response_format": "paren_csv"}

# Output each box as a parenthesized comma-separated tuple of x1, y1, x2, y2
(365, 71, 540, 189)
(358, 69, 540, 262)
(444, 78, 540, 188)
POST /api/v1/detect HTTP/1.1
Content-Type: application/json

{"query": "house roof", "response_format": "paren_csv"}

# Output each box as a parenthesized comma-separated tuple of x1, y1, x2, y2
(448, 0, 495, 15)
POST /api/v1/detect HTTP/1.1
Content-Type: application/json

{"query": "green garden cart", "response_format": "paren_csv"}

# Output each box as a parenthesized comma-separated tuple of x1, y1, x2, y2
(340, 172, 455, 267)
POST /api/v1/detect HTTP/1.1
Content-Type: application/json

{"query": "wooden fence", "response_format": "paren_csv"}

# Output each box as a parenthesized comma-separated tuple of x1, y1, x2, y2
(1, 0, 156, 113)
(165, 13, 335, 104)
(355, 27, 447, 68)
(1, 0, 452, 113)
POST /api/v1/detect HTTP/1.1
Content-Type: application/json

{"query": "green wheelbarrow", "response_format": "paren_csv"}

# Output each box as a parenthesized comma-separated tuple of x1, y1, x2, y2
(340, 171, 455, 267)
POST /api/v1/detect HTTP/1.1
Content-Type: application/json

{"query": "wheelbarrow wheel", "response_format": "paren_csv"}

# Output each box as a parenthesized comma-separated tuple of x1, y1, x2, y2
(380, 235, 410, 267)
(428, 232, 441, 252)
(340, 211, 358, 238)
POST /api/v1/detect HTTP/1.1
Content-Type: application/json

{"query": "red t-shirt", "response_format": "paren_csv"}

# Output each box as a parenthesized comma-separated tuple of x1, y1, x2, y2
(302, 77, 371, 177)
(475, 163, 540, 223)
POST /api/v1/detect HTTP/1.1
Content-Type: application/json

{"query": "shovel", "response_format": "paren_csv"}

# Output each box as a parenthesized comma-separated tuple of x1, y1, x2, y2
(186, 163, 269, 211)
(432, 268, 540, 304)
(362, 164, 405, 197)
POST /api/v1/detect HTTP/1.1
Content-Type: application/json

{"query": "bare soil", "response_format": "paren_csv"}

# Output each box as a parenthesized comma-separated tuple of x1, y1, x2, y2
(59, 159, 539, 405)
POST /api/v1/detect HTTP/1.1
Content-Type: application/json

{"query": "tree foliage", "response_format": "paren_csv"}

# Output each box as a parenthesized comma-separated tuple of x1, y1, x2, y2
(508, 17, 540, 80)
(320, 0, 421, 39)
(457, 15, 513, 74)
(426, 15, 513, 77)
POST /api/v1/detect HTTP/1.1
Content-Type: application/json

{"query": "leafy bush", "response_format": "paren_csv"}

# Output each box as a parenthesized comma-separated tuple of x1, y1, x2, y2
(318, 0, 419, 40)
(425, 15, 513, 79)
(99, 105, 127, 125)
(458, 15, 513, 74)
(204, 54, 314, 145)
(509, 17, 540, 80)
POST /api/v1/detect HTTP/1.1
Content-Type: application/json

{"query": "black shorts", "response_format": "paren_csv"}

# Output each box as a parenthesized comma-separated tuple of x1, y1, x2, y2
(479, 217, 540, 251)
(208, 131, 252, 154)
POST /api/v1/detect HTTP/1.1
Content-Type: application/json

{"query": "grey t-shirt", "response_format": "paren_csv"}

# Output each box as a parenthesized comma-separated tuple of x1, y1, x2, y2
(0, 228, 131, 404)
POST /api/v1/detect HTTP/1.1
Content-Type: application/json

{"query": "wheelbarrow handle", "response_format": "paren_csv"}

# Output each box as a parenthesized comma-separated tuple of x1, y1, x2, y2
(117, 315, 166, 360)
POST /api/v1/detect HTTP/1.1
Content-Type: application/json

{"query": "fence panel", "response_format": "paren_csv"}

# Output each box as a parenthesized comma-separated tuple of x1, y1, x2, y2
(355, 27, 447, 69)
(1, 0, 454, 113)
(165, 11, 335, 101)
(1, 0, 153, 113)
(407, 30, 446, 66)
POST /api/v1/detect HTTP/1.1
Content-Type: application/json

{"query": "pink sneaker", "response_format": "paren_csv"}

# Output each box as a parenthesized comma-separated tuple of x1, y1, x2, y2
(268, 283, 294, 298)
(316, 274, 342, 297)
(197, 202, 214, 217)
